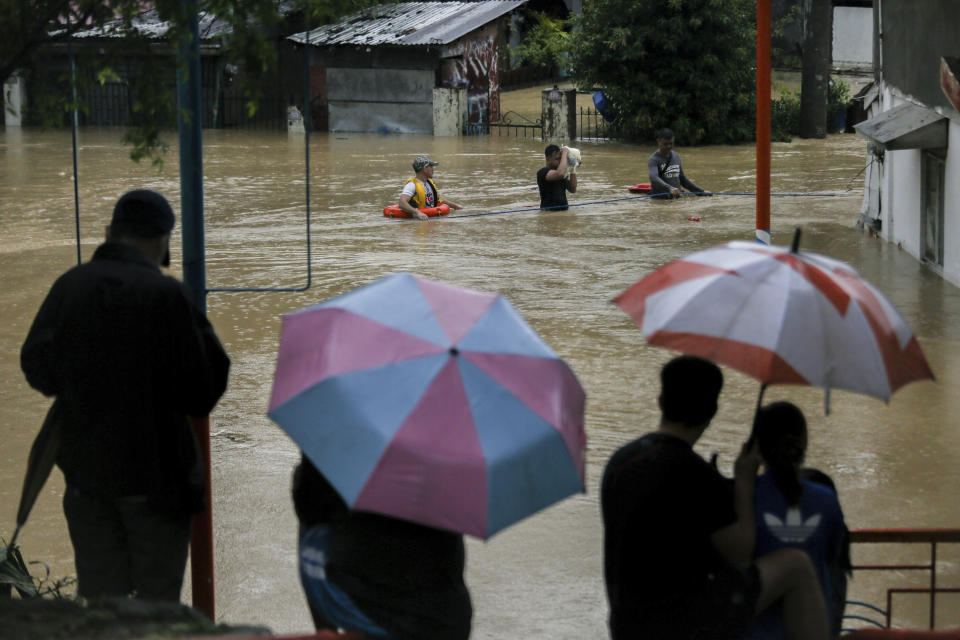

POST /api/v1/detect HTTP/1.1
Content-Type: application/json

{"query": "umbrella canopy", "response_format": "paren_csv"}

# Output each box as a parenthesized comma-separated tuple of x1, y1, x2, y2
(268, 273, 586, 540)
(612, 238, 934, 403)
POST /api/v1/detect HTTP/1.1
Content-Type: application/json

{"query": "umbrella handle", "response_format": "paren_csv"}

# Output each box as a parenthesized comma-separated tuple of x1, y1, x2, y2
(747, 383, 769, 447)
(790, 228, 802, 253)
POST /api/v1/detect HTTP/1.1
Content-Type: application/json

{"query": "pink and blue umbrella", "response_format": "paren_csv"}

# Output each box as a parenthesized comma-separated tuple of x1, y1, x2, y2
(268, 273, 587, 539)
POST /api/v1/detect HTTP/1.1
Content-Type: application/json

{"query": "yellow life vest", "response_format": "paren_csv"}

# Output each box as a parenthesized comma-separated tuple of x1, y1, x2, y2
(404, 177, 443, 209)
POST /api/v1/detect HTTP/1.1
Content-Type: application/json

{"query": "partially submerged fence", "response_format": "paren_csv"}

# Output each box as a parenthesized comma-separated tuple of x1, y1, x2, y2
(846, 528, 960, 632)
(474, 106, 616, 140)
(578, 106, 613, 141)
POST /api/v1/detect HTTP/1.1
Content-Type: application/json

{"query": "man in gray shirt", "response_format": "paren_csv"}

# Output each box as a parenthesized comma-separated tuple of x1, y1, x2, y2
(648, 127, 712, 198)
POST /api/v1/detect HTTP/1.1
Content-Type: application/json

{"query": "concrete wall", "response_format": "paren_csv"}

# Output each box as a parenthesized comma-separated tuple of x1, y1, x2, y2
(832, 6, 872, 67)
(3, 74, 25, 127)
(433, 88, 467, 136)
(542, 86, 575, 141)
(326, 68, 434, 133)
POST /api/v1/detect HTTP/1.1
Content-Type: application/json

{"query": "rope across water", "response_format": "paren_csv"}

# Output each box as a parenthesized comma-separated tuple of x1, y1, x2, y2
(390, 191, 839, 221)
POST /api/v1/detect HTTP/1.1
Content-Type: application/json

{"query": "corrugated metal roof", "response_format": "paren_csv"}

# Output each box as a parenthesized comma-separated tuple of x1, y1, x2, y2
(70, 9, 233, 41)
(288, 1, 525, 47)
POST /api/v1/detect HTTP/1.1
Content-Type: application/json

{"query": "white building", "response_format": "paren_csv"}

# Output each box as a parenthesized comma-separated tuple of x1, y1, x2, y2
(854, 0, 960, 286)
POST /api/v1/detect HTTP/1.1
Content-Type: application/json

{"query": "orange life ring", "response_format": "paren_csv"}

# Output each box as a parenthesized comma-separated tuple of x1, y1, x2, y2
(383, 204, 451, 218)
(628, 183, 652, 193)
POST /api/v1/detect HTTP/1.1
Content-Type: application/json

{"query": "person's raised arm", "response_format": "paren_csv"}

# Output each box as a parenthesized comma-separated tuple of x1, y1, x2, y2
(566, 171, 577, 193)
(544, 147, 569, 181)
(709, 439, 761, 568)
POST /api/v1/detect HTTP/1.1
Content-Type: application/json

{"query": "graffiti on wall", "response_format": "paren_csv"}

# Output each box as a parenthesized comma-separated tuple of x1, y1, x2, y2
(440, 25, 500, 124)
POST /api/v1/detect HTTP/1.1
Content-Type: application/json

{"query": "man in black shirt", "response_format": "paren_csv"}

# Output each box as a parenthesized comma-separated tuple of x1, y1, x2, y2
(21, 189, 230, 602)
(601, 356, 830, 640)
(537, 144, 578, 210)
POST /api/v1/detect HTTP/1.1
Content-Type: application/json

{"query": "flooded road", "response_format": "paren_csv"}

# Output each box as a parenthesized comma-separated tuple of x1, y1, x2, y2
(3, 127, 960, 635)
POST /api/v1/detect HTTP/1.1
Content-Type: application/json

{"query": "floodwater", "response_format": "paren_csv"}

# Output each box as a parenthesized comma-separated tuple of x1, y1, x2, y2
(2, 126, 960, 635)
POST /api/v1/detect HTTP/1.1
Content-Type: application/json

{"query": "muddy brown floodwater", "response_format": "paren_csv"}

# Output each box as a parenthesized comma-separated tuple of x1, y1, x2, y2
(2, 126, 959, 636)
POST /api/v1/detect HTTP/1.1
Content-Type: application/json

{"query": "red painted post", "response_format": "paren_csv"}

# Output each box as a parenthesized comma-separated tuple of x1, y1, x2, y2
(756, 0, 772, 244)
(190, 416, 215, 620)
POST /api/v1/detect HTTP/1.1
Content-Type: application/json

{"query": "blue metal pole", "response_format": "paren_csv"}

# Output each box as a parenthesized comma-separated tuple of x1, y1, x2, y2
(176, 0, 214, 621)
(69, 36, 82, 265)
(178, 0, 207, 314)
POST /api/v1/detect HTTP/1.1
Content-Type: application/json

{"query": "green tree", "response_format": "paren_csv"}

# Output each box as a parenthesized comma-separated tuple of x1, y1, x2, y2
(570, 0, 756, 144)
(511, 12, 570, 72)
(1, 0, 378, 164)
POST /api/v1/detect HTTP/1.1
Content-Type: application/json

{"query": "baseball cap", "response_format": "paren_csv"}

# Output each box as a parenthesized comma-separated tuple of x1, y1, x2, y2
(111, 189, 175, 238)
(412, 155, 440, 171)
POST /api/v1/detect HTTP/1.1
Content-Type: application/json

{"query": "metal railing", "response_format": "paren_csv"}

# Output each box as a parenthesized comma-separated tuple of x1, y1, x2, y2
(480, 110, 542, 137)
(848, 528, 960, 630)
(578, 106, 614, 140)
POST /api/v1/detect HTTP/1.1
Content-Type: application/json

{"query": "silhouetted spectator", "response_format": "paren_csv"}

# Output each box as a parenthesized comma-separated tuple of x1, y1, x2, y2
(601, 356, 830, 640)
(740, 402, 849, 639)
(21, 189, 229, 601)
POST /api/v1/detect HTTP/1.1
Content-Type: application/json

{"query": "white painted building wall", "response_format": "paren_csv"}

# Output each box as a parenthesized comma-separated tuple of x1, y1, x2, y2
(863, 88, 960, 286)
(942, 119, 960, 283)
(832, 6, 872, 68)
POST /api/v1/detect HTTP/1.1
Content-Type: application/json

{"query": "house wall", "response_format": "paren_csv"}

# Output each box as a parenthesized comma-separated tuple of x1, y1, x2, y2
(942, 119, 960, 284)
(867, 87, 960, 286)
(439, 22, 504, 125)
(832, 6, 872, 67)
(880, 0, 959, 111)
(860, 0, 960, 286)
(326, 68, 435, 133)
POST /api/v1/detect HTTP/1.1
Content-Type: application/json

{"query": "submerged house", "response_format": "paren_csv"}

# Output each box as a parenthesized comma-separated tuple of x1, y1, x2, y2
(854, 0, 960, 286)
(288, 0, 525, 134)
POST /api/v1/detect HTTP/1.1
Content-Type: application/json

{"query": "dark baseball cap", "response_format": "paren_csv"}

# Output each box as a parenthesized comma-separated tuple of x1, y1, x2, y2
(111, 189, 175, 238)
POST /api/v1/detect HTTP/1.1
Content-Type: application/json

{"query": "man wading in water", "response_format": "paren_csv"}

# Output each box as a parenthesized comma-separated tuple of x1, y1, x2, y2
(398, 155, 462, 220)
(537, 144, 579, 211)
(648, 127, 712, 199)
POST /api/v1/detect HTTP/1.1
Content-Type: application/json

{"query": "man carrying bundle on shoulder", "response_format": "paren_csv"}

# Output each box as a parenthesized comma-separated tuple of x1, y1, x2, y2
(537, 144, 579, 211)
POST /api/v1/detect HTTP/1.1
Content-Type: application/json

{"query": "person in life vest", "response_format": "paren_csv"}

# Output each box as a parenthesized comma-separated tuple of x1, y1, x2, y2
(398, 155, 463, 220)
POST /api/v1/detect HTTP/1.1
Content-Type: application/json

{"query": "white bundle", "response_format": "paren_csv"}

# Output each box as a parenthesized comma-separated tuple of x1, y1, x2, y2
(565, 147, 581, 176)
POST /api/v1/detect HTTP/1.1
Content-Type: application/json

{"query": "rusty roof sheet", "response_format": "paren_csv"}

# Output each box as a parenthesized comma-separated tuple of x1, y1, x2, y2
(288, 1, 525, 47)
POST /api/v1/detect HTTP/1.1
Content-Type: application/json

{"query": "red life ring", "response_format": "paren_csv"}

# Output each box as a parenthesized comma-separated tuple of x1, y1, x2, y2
(383, 204, 451, 218)
(628, 183, 651, 193)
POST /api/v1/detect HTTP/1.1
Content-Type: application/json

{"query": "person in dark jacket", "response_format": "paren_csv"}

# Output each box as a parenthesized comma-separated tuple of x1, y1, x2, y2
(20, 189, 230, 602)
(292, 454, 472, 640)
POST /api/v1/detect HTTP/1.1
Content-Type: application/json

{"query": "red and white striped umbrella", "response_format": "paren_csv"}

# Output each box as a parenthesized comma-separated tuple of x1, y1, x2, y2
(613, 238, 934, 404)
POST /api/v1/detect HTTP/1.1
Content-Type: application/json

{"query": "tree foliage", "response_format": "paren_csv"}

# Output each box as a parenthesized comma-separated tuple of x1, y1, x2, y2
(511, 12, 570, 72)
(571, 0, 756, 144)
(1, 0, 380, 165)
